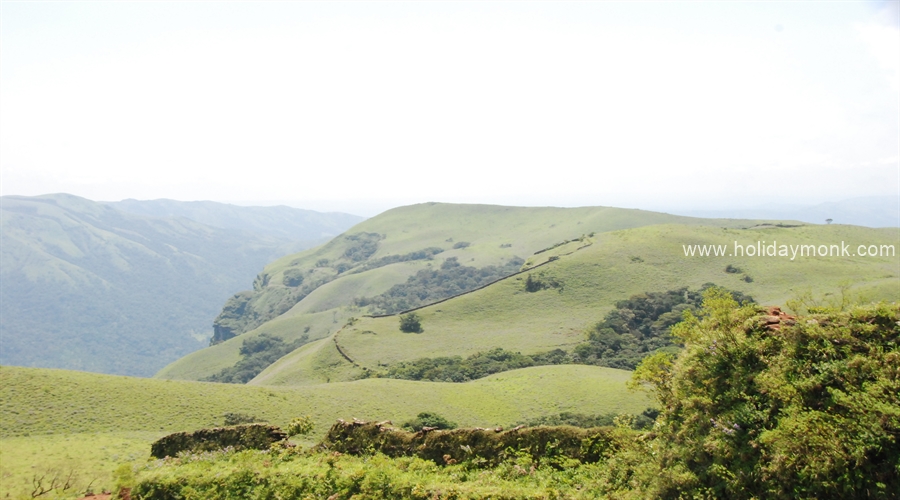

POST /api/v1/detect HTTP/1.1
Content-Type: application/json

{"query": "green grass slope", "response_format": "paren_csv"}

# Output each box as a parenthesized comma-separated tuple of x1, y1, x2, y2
(164, 203, 766, 380)
(1, 364, 649, 438)
(255, 223, 899, 385)
(0, 363, 649, 498)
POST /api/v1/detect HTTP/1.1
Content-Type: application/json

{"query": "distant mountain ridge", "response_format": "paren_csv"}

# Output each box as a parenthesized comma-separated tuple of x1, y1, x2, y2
(107, 198, 363, 241)
(0, 194, 363, 376)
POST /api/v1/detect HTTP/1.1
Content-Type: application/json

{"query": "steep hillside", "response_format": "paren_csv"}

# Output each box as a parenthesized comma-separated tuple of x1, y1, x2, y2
(207, 203, 762, 341)
(253, 222, 899, 386)
(0, 194, 361, 376)
(160, 203, 768, 380)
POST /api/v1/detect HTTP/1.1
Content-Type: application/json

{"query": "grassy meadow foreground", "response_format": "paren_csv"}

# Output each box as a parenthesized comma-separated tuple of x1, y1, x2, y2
(0, 364, 648, 498)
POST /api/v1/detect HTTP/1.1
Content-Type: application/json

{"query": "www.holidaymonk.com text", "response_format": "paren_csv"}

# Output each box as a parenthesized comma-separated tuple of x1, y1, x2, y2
(682, 242, 896, 260)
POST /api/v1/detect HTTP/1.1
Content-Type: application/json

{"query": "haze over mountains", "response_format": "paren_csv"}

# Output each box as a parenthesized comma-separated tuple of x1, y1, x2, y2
(0, 194, 363, 376)
(670, 195, 900, 229)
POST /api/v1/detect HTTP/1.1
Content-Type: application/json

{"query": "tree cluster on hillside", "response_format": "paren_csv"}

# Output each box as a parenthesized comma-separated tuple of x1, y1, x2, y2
(516, 409, 659, 430)
(377, 285, 752, 382)
(212, 245, 446, 343)
(572, 284, 753, 370)
(378, 347, 568, 382)
(356, 257, 525, 315)
(205, 333, 308, 384)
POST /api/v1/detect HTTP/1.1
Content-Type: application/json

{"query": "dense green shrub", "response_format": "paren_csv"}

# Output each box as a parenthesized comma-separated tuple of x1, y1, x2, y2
(524, 272, 562, 292)
(342, 232, 383, 262)
(381, 347, 563, 382)
(398, 313, 423, 333)
(632, 291, 900, 498)
(452, 241, 471, 249)
(281, 268, 304, 287)
(401, 412, 457, 432)
(572, 284, 753, 370)
(150, 424, 287, 458)
(357, 257, 524, 314)
(517, 409, 659, 430)
(286, 415, 315, 437)
(205, 333, 308, 384)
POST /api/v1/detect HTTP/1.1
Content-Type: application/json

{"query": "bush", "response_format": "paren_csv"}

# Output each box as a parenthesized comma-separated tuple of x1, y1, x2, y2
(356, 257, 524, 315)
(286, 416, 315, 437)
(401, 412, 457, 432)
(632, 291, 900, 497)
(282, 269, 304, 287)
(452, 241, 471, 249)
(399, 313, 423, 333)
(205, 333, 308, 384)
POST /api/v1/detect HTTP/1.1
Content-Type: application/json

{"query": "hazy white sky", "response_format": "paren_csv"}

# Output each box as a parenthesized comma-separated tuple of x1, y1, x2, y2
(2, 1, 898, 215)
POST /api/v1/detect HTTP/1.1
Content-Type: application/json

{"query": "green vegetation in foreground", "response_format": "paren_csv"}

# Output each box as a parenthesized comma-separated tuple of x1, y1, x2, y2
(129, 296, 900, 499)
(0, 364, 647, 498)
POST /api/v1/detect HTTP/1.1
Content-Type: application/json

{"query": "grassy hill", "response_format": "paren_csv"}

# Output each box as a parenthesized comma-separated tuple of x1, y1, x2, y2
(0, 194, 361, 376)
(161, 203, 772, 380)
(253, 223, 899, 385)
(0, 363, 650, 497)
(161, 202, 898, 384)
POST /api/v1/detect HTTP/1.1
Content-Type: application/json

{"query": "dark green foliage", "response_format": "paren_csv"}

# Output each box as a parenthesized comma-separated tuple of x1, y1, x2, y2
(452, 241, 471, 249)
(725, 264, 742, 273)
(572, 284, 754, 370)
(281, 269, 304, 287)
(517, 412, 617, 428)
(357, 257, 525, 314)
(342, 232, 383, 262)
(524, 272, 562, 292)
(222, 413, 263, 426)
(742, 274, 754, 282)
(150, 424, 287, 458)
(348, 247, 444, 275)
(319, 420, 621, 467)
(634, 292, 900, 498)
(205, 333, 308, 384)
(381, 348, 565, 382)
(516, 408, 659, 430)
(398, 313, 423, 333)
(401, 412, 457, 432)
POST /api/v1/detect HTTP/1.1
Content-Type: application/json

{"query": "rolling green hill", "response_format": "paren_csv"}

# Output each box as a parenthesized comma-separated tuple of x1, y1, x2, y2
(253, 223, 899, 385)
(161, 203, 772, 381)
(161, 202, 898, 385)
(0, 194, 361, 376)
